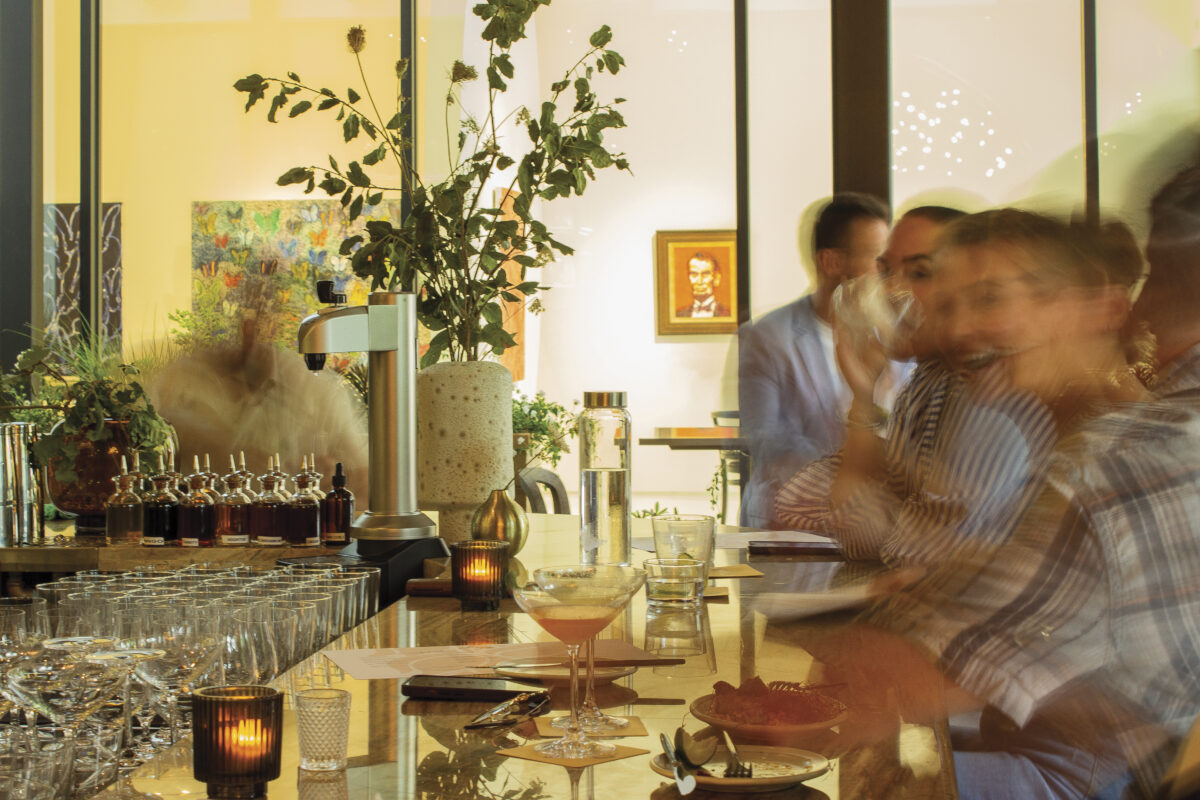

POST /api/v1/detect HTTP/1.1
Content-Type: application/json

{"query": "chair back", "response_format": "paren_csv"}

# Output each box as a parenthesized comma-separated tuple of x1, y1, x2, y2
(516, 467, 571, 515)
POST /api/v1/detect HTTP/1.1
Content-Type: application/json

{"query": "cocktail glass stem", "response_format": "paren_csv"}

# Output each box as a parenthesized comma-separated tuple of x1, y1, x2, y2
(565, 643, 582, 738)
(570, 638, 629, 731)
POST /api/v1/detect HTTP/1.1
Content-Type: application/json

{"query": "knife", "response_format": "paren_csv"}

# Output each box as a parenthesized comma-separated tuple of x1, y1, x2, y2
(659, 732, 697, 795)
(492, 657, 686, 669)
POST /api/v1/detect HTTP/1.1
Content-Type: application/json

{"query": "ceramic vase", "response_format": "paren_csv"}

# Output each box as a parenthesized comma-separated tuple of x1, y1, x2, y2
(470, 488, 528, 555)
(417, 361, 513, 543)
(45, 419, 131, 535)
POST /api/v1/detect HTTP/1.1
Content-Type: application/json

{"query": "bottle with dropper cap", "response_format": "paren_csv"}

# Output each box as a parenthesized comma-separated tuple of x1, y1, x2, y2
(143, 454, 179, 547)
(200, 454, 221, 503)
(215, 455, 251, 546)
(320, 462, 354, 545)
(105, 456, 143, 545)
(250, 456, 287, 546)
(178, 455, 216, 547)
(287, 456, 323, 547)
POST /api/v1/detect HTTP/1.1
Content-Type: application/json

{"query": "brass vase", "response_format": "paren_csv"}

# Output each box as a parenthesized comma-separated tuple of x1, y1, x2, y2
(469, 489, 528, 556)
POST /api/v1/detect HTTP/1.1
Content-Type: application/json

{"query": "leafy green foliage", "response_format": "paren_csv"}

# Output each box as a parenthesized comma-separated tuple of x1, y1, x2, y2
(0, 329, 175, 482)
(631, 502, 681, 519)
(512, 391, 578, 467)
(234, 0, 631, 365)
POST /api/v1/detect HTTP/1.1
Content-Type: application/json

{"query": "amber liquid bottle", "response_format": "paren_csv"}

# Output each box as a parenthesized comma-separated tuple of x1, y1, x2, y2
(215, 472, 251, 546)
(143, 463, 179, 547)
(105, 456, 143, 546)
(250, 458, 287, 546)
(178, 458, 215, 547)
(321, 462, 354, 545)
(288, 466, 322, 547)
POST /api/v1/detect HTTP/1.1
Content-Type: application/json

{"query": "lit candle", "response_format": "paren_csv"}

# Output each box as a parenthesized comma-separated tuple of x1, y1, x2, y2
(451, 540, 509, 611)
(193, 686, 283, 799)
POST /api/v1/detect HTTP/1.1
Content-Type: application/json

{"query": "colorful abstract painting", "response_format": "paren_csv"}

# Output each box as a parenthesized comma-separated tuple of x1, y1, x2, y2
(188, 199, 401, 371)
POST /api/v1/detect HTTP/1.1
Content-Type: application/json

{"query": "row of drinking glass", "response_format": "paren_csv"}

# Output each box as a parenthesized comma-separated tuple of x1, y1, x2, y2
(0, 561, 381, 798)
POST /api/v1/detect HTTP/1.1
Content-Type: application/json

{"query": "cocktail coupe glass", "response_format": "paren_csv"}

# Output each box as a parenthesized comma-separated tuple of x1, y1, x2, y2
(5, 639, 129, 767)
(513, 565, 642, 759)
(131, 607, 221, 744)
(541, 568, 646, 733)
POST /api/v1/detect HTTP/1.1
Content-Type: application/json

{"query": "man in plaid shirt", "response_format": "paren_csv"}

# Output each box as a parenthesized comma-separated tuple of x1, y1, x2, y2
(810, 179, 1200, 799)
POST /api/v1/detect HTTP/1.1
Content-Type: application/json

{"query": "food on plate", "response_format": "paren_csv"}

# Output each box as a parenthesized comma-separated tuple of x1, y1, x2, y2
(675, 727, 717, 768)
(709, 677, 844, 726)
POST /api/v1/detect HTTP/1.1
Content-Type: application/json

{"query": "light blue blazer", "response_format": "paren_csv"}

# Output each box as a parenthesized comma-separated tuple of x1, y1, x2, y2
(737, 295, 911, 528)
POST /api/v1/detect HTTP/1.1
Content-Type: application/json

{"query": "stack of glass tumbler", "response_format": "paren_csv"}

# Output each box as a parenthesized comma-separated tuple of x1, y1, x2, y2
(0, 561, 380, 799)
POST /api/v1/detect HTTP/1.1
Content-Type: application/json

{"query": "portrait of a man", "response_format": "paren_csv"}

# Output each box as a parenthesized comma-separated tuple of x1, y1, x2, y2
(655, 229, 739, 334)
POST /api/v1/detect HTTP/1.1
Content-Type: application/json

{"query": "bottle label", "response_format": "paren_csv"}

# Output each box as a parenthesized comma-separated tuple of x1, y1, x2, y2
(143, 537, 165, 546)
(305, 536, 321, 546)
(256, 536, 284, 546)
(221, 535, 249, 545)
(324, 531, 347, 543)
(180, 538, 199, 547)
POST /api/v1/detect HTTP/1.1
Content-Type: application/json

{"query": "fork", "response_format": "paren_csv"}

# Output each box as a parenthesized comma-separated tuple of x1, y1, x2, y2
(721, 730, 753, 778)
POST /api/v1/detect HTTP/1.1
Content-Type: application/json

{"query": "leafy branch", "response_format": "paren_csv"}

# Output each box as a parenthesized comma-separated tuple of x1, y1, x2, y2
(234, 0, 631, 366)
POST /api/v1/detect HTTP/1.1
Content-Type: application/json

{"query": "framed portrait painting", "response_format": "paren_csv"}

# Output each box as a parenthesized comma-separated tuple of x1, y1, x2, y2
(654, 229, 739, 335)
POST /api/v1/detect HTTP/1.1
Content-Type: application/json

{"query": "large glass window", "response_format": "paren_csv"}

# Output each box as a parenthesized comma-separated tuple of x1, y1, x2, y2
(891, 0, 1085, 214)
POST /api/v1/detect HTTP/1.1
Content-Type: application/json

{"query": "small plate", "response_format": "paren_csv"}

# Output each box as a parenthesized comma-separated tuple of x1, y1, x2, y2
(495, 664, 637, 686)
(650, 745, 829, 793)
(690, 694, 846, 742)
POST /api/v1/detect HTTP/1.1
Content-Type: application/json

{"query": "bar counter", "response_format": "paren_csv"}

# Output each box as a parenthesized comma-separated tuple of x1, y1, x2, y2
(98, 515, 958, 799)
(0, 521, 343, 574)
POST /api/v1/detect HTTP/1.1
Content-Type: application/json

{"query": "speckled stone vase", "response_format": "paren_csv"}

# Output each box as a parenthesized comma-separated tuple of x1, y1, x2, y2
(417, 361, 514, 543)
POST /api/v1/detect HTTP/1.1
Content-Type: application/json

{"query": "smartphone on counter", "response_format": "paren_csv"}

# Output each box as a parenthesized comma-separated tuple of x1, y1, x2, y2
(748, 539, 842, 557)
(401, 675, 530, 702)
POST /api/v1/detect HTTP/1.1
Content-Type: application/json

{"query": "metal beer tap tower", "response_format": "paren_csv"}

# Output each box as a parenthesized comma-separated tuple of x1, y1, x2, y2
(295, 281, 444, 604)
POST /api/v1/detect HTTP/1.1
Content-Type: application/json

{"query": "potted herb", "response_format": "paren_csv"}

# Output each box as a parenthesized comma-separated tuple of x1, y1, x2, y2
(236, 1, 631, 540)
(0, 332, 176, 532)
(512, 391, 577, 470)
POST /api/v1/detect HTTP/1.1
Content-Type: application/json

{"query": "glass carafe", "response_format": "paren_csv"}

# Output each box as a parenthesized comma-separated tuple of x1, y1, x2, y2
(578, 391, 632, 566)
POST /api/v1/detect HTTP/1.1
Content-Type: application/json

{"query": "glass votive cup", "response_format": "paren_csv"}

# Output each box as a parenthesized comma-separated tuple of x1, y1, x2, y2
(450, 541, 509, 612)
(643, 557, 708, 606)
(295, 688, 352, 772)
(192, 685, 283, 800)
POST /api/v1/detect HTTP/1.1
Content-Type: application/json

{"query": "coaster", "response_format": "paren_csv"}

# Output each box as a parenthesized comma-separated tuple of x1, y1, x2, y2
(498, 743, 649, 767)
(709, 564, 764, 578)
(533, 715, 649, 739)
(702, 585, 729, 600)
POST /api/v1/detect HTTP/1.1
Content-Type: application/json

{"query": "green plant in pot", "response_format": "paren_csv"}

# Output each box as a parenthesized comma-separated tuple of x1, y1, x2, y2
(235, 0, 631, 541)
(0, 332, 176, 533)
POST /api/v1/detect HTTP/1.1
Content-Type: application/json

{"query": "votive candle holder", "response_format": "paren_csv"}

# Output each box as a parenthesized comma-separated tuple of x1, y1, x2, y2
(450, 540, 509, 611)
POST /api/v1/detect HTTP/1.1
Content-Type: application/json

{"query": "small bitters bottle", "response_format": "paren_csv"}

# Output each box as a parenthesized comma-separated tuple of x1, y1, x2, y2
(166, 451, 186, 498)
(321, 462, 354, 545)
(143, 455, 179, 547)
(271, 452, 293, 499)
(178, 455, 216, 548)
(215, 467, 251, 546)
(200, 454, 221, 504)
(287, 456, 323, 547)
(105, 456, 143, 546)
(250, 456, 287, 546)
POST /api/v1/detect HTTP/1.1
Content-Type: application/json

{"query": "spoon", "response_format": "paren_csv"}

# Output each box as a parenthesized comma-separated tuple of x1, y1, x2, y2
(659, 732, 697, 795)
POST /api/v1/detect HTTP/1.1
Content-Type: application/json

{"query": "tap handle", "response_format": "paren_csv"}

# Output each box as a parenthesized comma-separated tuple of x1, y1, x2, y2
(316, 279, 346, 306)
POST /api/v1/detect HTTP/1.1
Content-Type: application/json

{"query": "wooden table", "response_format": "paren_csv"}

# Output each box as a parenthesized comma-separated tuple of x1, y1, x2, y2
(100, 515, 957, 799)
(638, 426, 746, 450)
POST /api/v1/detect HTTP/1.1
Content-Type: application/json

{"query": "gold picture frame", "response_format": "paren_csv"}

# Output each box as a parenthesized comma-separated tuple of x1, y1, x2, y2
(654, 229, 739, 335)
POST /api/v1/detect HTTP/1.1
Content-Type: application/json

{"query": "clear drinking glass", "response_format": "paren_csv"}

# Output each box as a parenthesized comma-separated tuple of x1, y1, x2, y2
(296, 688, 351, 771)
(651, 514, 716, 565)
(643, 558, 708, 605)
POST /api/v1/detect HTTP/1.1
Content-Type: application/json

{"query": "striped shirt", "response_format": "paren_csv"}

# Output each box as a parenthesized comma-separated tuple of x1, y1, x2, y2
(773, 359, 1055, 565)
(864, 345, 1200, 795)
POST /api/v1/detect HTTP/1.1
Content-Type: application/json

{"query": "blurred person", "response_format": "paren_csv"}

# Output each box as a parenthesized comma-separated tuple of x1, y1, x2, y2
(675, 251, 731, 318)
(797, 206, 1200, 799)
(143, 319, 369, 501)
(738, 192, 905, 528)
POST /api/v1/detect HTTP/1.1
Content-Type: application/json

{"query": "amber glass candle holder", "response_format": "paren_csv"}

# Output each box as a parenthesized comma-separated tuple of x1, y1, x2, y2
(192, 686, 283, 799)
(450, 540, 509, 611)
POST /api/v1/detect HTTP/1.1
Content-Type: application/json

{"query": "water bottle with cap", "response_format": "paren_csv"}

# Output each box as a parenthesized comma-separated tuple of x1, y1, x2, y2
(578, 391, 632, 566)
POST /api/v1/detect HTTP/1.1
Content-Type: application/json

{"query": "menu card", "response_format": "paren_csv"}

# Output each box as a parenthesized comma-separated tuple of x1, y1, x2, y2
(325, 639, 657, 680)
